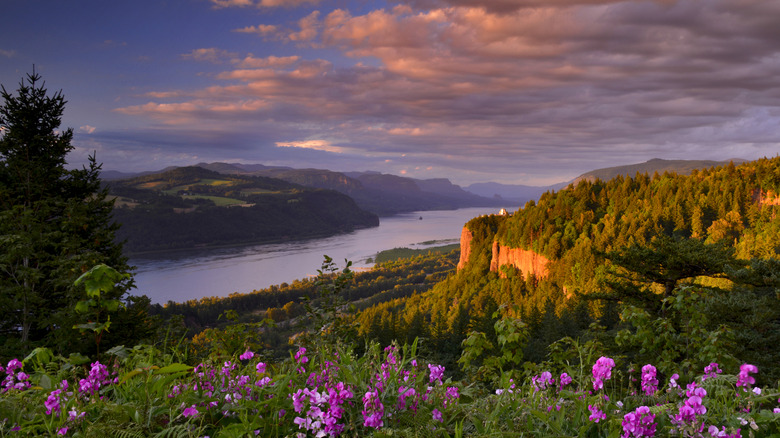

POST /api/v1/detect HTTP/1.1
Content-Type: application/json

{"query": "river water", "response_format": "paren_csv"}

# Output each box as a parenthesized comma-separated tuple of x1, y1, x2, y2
(130, 207, 502, 304)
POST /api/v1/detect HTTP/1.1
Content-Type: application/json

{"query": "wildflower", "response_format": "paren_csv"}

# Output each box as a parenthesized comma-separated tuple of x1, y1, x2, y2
(592, 356, 615, 391)
(444, 386, 460, 407)
(736, 364, 757, 390)
(362, 390, 384, 429)
(432, 408, 443, 423)
(256, 362, 267, 374)
(67, 410, 85, 422)
(559, 372, 572, 390)
(428, 364, 445, 385)
(641, 364, 658, 396)
(239, 350, 254, 360)
(45, 388, 64, 416)
(622, 406, 656, 438)
(752, 387, 761, 395)
(295, 347, 309, 366)
(57, 427, 68, 435)
(532, 371, 554, 392)
(397, 386, 417, 411)
(588, 405, 606, 423)
(182, 405, 199, 418)
(702, 363, 722, 381)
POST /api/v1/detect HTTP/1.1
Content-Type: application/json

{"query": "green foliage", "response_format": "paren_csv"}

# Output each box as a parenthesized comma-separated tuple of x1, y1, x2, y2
(615, 286, 736, 378)
(459, 309, 529, 386)
(109, 166, 379, 253)
(0, 71, 142, 360)
(73, 264, 130, 360)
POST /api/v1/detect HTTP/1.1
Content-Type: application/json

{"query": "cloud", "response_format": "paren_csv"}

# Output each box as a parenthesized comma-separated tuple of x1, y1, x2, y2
(182, 48, 238, 63)
(0, 49, 15, 58)
(234, 24, 279, 37)
(289, 11, 321, 42)
(275, 140, 346, 154)
(211, 0, 319, 8)
(111, 1, 780, 184)
(233, 54, 300, 68)
(79, 125, 97, 134)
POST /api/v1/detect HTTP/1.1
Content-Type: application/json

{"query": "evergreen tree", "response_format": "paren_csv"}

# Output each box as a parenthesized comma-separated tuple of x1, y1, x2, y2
(0, 71, 135, 357)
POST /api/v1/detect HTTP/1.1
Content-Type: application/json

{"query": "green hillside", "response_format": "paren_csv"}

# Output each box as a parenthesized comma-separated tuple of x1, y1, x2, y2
(107, 166, 379, 253)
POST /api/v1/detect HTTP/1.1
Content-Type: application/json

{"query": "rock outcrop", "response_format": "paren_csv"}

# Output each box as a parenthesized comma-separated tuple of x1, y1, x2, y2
(457, 227, 473, 270)
(490, 241, 549, 279)
(458, 226, 549, 279)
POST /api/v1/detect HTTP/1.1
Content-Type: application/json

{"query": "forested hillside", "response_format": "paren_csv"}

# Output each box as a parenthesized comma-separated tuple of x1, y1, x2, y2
(108, 166, 379, 253)
(353, 157, 780, 382)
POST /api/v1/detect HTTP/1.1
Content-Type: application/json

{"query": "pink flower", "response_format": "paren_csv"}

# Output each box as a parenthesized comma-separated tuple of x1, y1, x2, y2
(559, 372, 572, 390)
(592, 357, 615, 391)
(256, 362, 267, 374)
(432, 408, 443, 423)
(239, 350, 254, 360)
(57, 427, 68, 435)
(641, 364, 658, 395)
(702, 363, 722, 381)
(182, 405, 199, 418)
(428, 364, 445, 385)
(736, 364, 757, 389)
(588, 405, 606, 423)
(622, 406, 656, 437)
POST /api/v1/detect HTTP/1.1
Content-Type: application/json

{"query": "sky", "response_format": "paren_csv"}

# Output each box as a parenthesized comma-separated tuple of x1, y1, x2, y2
(1, 0, 779, 186)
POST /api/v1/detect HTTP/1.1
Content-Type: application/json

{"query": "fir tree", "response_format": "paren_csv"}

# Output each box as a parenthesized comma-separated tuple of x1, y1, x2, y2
(0, 70, 136, 357)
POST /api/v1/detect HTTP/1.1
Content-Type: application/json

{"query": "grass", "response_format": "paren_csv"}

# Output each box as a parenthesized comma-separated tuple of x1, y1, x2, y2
(370, 244, 460, 264)
(181, 194, 246, 206)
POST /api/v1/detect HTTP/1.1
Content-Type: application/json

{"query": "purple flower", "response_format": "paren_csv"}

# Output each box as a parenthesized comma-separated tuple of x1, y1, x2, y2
(432, 408, 443, 423)
(588, 405, 606, 423)
(428, 364, 445, 385)
(559, 372, 572, 390)
(622, 406, 656, 437)
(362, 390, 384, 429)
(736, 364, 757, 389)
(57, 427, 68, 436)
(532, 371, 554, 392)
(641, 364, 658, 396)
(256, 362, 267, 374)
(295, 347, 309, 365)
(6, 359, 22, 372)
(702, 363, 722, 381)
(182, 405, 199, 418)
(239, 350, 254, 360)
(592, 357, 615, 391)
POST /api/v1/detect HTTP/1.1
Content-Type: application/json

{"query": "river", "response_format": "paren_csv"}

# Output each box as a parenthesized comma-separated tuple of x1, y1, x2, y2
(130, 207, 503, 304)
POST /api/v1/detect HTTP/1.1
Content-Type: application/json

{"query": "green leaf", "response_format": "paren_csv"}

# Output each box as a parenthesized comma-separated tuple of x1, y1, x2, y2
(154, 363, 193, 375)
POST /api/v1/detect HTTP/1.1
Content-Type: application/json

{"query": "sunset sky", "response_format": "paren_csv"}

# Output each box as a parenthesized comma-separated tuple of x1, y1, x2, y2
(2, 0, 779, 185)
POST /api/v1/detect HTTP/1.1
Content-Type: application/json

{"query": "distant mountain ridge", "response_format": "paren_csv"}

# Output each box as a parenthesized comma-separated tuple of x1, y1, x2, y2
(105, 162, 504, 216)
(574, 158, 746, 183)
(464, 158, 746, 204)
(103, 158, 745, 214)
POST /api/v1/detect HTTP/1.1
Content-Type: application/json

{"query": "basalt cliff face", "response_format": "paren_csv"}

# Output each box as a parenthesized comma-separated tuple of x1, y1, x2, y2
(458, 226, 549, 279)
(457, 227, 474, 270)
(489, 241, 549, 279)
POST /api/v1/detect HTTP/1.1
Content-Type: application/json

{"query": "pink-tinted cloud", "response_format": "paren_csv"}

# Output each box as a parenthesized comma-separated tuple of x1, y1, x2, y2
(110, 0, 780, 183)
(233, 24, 279, 37)
(182, 48, 238, 63)
(289, 11, 321, 42)
(211, 0, 319, 8)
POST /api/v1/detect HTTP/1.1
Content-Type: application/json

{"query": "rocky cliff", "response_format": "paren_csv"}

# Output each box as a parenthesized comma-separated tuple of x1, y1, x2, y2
(489, 241, 549, 279)
(458, 226, 550, 279)
(457, 227, 473, 270)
